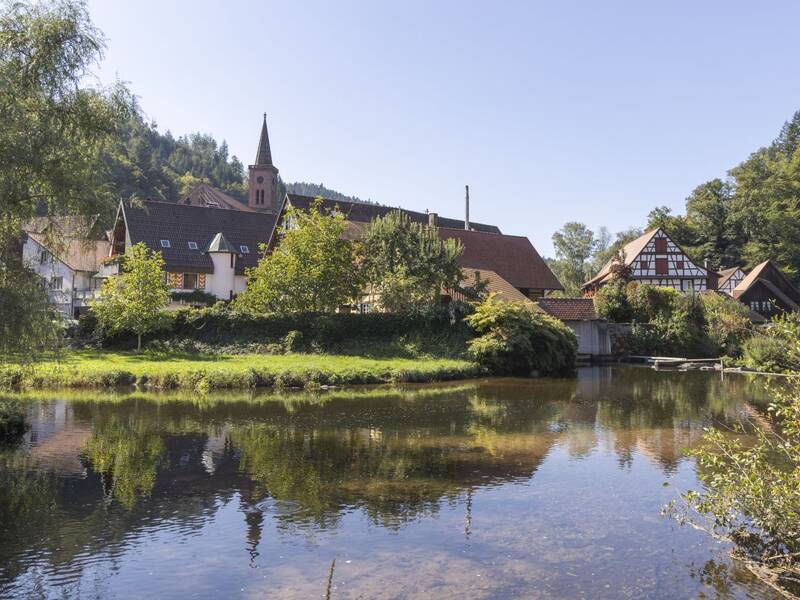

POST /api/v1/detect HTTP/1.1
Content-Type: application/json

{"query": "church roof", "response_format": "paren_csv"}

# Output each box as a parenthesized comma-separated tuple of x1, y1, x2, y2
(438, 227, 563, 291)
(120, 200, 277, 275)
(254, 113, 272, 166)
(286, 194, 502, 234)
(205, 232, 236, 253)
(180, 183, 254, 211)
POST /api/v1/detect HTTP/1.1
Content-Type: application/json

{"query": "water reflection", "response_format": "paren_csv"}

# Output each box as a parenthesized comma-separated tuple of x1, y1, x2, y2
(0, 367, 779, 599)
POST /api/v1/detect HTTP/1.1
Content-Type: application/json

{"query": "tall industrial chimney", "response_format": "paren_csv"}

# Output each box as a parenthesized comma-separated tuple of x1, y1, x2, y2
(465, 185, 470, 230)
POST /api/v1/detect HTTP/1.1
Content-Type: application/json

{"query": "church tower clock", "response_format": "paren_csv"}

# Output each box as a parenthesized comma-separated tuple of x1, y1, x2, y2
(248, 113, 279, 212)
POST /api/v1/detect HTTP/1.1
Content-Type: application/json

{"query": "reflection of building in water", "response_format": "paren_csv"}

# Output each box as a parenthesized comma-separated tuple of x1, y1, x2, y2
(24, 400, 91, 476)
(202, 426, 230, 475)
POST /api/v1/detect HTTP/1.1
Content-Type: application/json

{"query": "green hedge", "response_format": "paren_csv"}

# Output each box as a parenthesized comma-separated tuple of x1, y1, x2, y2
(77, 306, 471, 354)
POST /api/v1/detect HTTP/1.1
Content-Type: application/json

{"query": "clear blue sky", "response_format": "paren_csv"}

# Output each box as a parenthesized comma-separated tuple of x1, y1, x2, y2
(86, 0, 800, 256)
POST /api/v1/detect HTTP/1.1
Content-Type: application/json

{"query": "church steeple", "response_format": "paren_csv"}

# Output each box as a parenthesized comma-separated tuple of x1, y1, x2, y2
(254, 113, 272, 166)
(248, 113, 279, 212)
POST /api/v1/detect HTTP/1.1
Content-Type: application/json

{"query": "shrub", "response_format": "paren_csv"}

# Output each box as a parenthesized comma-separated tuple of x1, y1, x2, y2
(593, 282, 633, 323)
(742, 335, 788, 372)
(170, 290, 219, 306)
(628, 284, 679, 323)
(670, 377, 800, 594)
(465, 295, 577, 376)
(699, 292, 753, 356)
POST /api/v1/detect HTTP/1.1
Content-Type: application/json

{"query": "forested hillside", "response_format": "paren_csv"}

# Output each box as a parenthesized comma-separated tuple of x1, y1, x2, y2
(104, 109, 368, 215)
(548, 109, 800, 295)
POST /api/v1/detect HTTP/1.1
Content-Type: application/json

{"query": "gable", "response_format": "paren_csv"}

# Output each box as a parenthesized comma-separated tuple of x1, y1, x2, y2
(627, 229, 707, 278)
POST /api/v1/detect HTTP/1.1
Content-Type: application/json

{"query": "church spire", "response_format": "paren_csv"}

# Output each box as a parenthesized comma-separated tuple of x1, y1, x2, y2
(254, 113, 272, 166)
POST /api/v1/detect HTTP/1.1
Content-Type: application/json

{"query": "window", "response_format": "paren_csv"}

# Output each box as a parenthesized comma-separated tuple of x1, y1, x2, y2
(50, 276, 63, 290)
(640, 259, 648, 270)
(240, 245, 250, 254)
(188, 241, 198, 250)
(160, 239, 171, 248)
(654, 238, 668, 253)
(676, 260, 684, 270)
(182, 273, 198, 289)
(39, 250, 49, 264)
(681, 279, 694, 292)
(655, 258, 668, 275)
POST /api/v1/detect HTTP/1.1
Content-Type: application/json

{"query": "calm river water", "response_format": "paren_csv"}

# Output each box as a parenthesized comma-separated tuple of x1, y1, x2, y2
(0, 367, 782, 599)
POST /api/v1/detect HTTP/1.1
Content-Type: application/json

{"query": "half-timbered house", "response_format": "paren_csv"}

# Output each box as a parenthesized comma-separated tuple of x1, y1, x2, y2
(582, 228, 709, 294)
(730, 260, 800, 317)
(716, 266, 747, 296)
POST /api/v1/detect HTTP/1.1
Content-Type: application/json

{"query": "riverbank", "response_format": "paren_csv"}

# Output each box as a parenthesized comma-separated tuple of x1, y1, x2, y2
(0, 351, 481, 392)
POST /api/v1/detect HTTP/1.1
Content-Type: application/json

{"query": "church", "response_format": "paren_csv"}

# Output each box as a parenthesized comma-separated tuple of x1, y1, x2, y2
(31, 115, 564, 315)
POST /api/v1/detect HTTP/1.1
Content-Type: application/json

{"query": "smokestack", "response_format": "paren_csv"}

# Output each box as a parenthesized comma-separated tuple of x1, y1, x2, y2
(428, 212, 438, 227)
(465, 185, 470, 230)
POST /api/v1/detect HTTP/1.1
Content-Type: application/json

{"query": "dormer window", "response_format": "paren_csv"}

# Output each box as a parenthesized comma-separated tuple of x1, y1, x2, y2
(240, 245, 250, 254)
(160, 239, 171, 248)
(188, 241, 198, 250)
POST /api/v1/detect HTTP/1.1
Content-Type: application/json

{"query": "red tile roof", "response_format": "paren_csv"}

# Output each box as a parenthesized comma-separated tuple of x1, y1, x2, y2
(537, 298, 598, 321)
(438, 228, 563, 291)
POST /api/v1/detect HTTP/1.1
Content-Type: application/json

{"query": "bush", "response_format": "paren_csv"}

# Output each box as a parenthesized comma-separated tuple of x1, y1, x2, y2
(593, 282, 633, 322)
(699, 292, 753, 356)
(465, 295, 577, 376)
(75, 304, 471, 357)
(742, 335, 789, 372)
(170, 290, 219, 306)
(671, 377, 800, 594)
(628, 284, 680, 323)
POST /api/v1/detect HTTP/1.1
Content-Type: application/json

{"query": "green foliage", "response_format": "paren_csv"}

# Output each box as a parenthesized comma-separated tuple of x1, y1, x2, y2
(673, 376, 800, 592)
(0, 261, 62, 354)
(92, 242, 170, 351)
(742, 313, 800, 373)
(362, 211, 463, 312)
(170, 289, 218, 306)
(0, 398, 28, 445)
(465, 295, 577, 376)
(628, 283, 680, 322)
(0, 0, 133, 355)
(235, 200, 363, 313)
(699, 292, 753, 356)
(593, 282, 633, 322)
(550, 222, 597, 295)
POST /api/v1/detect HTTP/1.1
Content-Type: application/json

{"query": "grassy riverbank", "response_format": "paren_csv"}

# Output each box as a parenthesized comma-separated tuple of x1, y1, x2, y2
(0, 351, 480, 392)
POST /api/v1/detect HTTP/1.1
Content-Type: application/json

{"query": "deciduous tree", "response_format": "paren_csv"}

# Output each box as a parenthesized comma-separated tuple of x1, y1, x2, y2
(92, 243, 169, 351)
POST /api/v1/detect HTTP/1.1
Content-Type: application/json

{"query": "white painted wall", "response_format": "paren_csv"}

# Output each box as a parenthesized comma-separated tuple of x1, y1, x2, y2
(22, 236, 76, 316)
(207, 252, 236, 300)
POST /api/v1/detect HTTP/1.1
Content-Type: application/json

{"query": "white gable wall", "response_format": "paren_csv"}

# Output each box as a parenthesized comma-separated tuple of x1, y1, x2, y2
(628, 229, 708, 292)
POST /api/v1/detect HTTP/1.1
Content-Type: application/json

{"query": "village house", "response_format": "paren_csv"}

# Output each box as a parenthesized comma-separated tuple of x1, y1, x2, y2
(21, 215, 111, 319)
(582, 228, 710, 294)
(536, 298, 611, 358)
(727, 260, 800, 317)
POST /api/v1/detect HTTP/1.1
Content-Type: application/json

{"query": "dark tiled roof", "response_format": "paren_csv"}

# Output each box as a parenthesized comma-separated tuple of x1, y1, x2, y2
(438, 227, 563, 291)
(537, 298, 598, 321)
(179, 183, 254, 211)
(286, 194, 502, 234)
(122, 201, 277, 275)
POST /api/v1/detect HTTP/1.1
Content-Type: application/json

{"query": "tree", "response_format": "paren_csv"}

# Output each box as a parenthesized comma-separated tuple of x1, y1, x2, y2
(550, 222, 596, 295)
(361, 211, 463, 312)
(234, 200, 363, 313)
(0, 0, 132, 354)
(92, 243, 169, 351)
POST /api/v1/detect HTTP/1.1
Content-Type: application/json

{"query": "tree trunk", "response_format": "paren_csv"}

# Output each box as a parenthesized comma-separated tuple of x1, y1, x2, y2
(137, 332, 142, 352)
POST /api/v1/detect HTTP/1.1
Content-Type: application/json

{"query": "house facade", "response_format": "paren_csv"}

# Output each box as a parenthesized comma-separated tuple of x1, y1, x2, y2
(730, 260, 800, 317)
(21, 217, 111, 318)
(582, 228, 709, 294)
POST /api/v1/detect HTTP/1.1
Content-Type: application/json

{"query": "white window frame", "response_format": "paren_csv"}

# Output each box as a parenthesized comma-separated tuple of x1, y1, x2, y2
(188, 241, 198, 250)
(50, 276, 63, 290)
(240, 245, 250, 254)
(160, 239, 171, 248)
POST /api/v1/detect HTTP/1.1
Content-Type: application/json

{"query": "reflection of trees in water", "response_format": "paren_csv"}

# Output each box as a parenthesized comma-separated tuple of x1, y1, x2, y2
(82, 417, 166, 509)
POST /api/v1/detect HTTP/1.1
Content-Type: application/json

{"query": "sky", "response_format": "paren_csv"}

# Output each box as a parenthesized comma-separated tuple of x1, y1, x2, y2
(86, 0, 800, 256)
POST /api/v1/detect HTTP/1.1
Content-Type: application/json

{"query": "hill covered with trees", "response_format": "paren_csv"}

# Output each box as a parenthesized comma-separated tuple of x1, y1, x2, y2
(104, 109, 369, 214)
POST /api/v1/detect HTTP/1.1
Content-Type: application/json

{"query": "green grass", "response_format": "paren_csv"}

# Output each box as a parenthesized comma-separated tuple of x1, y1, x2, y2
(0, 350, 481, 392)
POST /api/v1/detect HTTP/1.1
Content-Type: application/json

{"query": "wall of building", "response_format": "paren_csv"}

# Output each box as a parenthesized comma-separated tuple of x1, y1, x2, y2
(207, 253, 236, 300)
(22, 237, 76, 316)
(566, 320, 611, 356)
